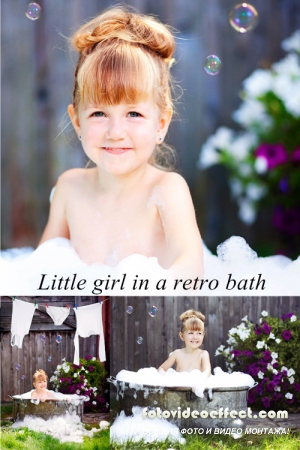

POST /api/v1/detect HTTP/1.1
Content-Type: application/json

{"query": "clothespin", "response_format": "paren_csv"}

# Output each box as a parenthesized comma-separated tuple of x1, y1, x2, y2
(34, 300, 37, 307)
(98, 298, 102, 304)
(75, 303, 78, 310)
(12, 297, 15, 301)
(46, 303, 48, 308)
(66, 304, 70, 309)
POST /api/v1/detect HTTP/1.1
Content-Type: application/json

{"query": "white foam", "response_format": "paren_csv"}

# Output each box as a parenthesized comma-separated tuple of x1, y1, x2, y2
(12, 391, 85, 405)
(115, 367, 255, 399)
(12, 412, 99, 443)
(1, 236, 299, 294)
(110, 407, 185, 444)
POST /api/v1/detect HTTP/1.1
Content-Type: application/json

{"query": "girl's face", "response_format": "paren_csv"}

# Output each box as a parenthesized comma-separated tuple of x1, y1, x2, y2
(180, 328, 204, 349)
(68, 99, 171, 176)
(34, 377, 47, 390)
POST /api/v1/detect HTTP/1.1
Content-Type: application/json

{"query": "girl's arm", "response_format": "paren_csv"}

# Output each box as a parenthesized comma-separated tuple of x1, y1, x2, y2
(158, 173, 203, 278)
(47, 390, 59, 400)
(31, 390, 38, 399)
(201, 350, 211, 377)
(39, 173, 70, 245)
(158, 350, 177, 372)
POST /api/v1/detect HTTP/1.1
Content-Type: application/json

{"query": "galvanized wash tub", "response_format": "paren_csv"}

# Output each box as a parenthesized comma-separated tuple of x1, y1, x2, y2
(12, 394, 85, 422)
(110, 376, 253, 429)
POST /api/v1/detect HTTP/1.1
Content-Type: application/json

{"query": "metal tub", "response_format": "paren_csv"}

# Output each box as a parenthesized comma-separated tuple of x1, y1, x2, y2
(12, 394, 85, 422)
(110, 376, 252, 429)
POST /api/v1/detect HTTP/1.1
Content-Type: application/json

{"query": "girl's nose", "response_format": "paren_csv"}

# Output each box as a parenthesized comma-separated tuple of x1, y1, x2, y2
(106, 118, 126, 140)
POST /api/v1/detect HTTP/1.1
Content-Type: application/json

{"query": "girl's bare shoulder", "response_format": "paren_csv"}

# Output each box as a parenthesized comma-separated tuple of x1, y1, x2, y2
(57, 168, 96, 186)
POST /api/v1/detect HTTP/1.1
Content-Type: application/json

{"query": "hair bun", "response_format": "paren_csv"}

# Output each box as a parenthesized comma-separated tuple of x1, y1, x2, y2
(180, 309, 205, 323)
(71, 7, 175, 64)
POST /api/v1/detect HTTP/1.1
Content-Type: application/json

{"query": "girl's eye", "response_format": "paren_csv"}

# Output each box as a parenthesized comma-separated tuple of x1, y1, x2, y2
(91, 111, 105, 117)
(128, 111, 141, 117)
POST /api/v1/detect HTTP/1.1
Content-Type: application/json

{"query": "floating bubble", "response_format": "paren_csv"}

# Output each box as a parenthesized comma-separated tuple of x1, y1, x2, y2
(48, 356, 52, 362)
(21, 375, 26, 380)
(126, 306, 133, 314)
(149, 306, 158, 317)
(204, 55, 222, 75)
(25, 3, 42, 20)
(229, 3, 258, 33)
(40, 334, 46, 342)
(16, 364, 21, 371)
(230, 418, 244, 439)
(136, 336, 143, 345)
(56, 335, 62, 344)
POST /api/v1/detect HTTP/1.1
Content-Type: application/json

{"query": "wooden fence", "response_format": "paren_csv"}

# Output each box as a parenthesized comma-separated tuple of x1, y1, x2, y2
(110, 296, 300, 376)
(2, 0, 300, 253)
(0, 296, 110, 402)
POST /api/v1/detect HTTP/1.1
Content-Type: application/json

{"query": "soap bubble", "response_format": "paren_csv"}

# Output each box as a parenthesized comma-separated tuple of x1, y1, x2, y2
(229, 3, 258, 33)
(25, 3, 42, 20)
(21, 375, 26, 380)
(56, 335, 62, 344)
(16, 364, 21, 370)
(40, 334, 46, 342)
(48, 356, 52, 362)
(126, 306, 133, 314)
(230, 418, 244, 439)
(149, 306, 158, 317)
(204, 55, 222, 75)
(136, 336, 143, 345)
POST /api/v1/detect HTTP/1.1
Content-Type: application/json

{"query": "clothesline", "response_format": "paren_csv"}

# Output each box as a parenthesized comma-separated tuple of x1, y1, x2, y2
(10, 296, 110, 309)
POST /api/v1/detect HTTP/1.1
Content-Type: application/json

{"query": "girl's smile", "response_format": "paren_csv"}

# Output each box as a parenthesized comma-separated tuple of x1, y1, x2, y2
(182, 330, 204, 349)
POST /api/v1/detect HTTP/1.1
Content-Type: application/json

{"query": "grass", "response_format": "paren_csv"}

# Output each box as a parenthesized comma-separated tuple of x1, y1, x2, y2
(0, 403, 110, 450)
(110, 430, 300, 449)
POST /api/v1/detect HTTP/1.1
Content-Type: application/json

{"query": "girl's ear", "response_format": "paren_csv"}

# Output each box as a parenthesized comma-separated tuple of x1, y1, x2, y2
(179, 331, 184, 341)
(156, 110, 172, 144)
(68, 104, 81, 137)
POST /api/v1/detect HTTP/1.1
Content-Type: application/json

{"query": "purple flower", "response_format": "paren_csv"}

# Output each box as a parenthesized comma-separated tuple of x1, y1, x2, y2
(293, 383, 300, 392)
(88, 365, 95, 372)
(242, 350, 253, 357)
(262, 322, 271, 334)
(281, 313, 294, 322)
(292, 148, 300, 162)
(232, 350, 241, 357)
(266, 381, 276, 392)
(72, 364, 79, 369)
(248, 390, 256, 404)
(262, 350, 272, 362)
(273, 206, 300, 236)
(279, 177, 289, 193)
(254, 324, 262, 335)
(85, 355, 93, 360)
(255, 143, 288, 170)
(282, 330, 292, 341)
(273, 392, 282, 401)
(99, 397, 106, 404)
(249, 363, 260, 377)
(262, 397, 271, 408)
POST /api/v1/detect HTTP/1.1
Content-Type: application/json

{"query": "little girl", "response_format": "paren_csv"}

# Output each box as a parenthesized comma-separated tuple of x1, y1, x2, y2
(31, 369, 59, 402)
(158, 309, 211, 376)
(39, 6, 203, 278)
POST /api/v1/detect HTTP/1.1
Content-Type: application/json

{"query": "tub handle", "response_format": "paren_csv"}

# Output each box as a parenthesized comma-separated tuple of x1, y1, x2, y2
(207, 389, 213, 401)
(247, 382, 258, 401)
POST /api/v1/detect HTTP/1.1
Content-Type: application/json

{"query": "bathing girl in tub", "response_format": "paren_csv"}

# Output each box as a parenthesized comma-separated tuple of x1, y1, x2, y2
(39, 6, 203, 278)
(158, 310, 211, 376)
(31, 369, 59, 402)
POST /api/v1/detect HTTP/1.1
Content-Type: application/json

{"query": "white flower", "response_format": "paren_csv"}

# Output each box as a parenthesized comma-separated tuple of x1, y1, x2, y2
(271, 352, 278, 359)
(242, 315, 248, 322)
(281, 30, 300, 53)
(285, 393, 293, 400)
(259, 318, 263, 324)
(275, 338, 281, 344)
(92, 401, 97, 405)
(92, 357, 96, 361)
(229, 178, 243, 199)
(243, 69, 274, 97)
(274, 386, 281, 392)
(229, 132, 257, 161)
(76, 390, 81, 395)
(245, 183, 267, 201)
(233, 98, 272, 130)
(290, 315, 297, 322)
(287, 368, 295, 377)
(261, 311, 268, 317)
(258, 371, 264, 379)
(273, 369, 278, 375)
(50, 376, 57, 382)
(238, 197, 256, 225)
(289, 376, 295, 384)
(268, 333, 275, 340)
(73, 373, 78, 378)
(198, 127, 234, 169)
(57, 365, 61, 370)
(254, 157, 268, 174)
(272, 54, 300, 77)
(281, 366, 288, 373)
(256, 341, 265, 349)
(267, 363, 273, 371)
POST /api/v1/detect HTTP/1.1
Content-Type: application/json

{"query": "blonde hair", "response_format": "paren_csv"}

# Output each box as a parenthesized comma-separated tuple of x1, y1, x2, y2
(33, 369, 48, 386)
(70, 5, 177, 170)
(180, 309, 205, 333)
